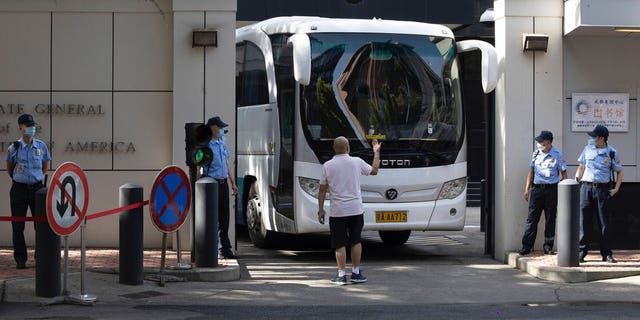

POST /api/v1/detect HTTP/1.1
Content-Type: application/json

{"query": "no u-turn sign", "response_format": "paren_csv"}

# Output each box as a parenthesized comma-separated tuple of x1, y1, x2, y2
(46, 162, 89, 236)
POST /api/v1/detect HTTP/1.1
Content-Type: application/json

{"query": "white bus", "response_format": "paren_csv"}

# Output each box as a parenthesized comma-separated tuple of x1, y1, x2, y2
(235, 16, 497, 247)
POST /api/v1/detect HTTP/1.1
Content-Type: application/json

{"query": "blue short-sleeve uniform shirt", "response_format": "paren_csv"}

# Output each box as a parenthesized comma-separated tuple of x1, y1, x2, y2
(578, 144, 622, 183)
(6, 138, 51, 184)
(206, 138, 230, 179)
(530, 146, 567, 184)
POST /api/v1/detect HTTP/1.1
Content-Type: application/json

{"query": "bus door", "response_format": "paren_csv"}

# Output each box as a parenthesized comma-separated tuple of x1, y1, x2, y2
(271, 34, 295, 220)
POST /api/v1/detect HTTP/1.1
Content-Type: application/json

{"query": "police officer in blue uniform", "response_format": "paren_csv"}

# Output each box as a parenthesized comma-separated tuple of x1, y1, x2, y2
(205, 116, 238, 259)
(518, 131, 567, 256)
(5, 114, 51, 269)
(575, 125, 623, 263)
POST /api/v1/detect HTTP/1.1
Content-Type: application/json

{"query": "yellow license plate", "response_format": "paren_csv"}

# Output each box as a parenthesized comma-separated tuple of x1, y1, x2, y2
(375, 211, 407, 223)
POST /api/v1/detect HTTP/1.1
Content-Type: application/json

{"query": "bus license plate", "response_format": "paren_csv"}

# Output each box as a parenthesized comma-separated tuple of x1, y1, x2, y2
(375, 211, 407, 223)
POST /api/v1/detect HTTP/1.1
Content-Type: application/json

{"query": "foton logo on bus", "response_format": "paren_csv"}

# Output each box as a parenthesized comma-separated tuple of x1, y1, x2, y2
(380, 159, 410, 167)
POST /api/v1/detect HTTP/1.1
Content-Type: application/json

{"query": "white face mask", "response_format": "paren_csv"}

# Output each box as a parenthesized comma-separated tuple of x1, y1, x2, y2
(587, 137, 596, 146)
(536, 142, 544, 151)
(25, 126, 36, 137)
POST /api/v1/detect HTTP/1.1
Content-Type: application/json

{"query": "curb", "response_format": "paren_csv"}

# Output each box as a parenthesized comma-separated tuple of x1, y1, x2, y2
(0, 261, 241, 305)
(158, 259, 240, 282)
(90, 259, 241, 282)
(507, 252, 640, 283)
(0, 279, 5, 303)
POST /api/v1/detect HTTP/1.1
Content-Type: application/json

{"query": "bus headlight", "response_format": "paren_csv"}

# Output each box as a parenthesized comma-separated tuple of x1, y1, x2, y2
(438, 177, 467, 200)
(299, 177, 321, 198)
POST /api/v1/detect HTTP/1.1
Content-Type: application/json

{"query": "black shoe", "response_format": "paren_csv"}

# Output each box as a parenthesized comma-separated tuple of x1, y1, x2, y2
(603, 255, 617, 263)
(16, 261, 26, 269)
(350, 271, 367, 283)
(221, 251, 237, 259)
(544, 249, 555, 255)
(518, 248, 531, 256)
(579, 252, 587, 263)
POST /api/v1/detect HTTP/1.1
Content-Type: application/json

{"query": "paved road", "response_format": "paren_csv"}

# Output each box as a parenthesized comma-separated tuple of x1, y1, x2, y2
(3, 208, 640, 319)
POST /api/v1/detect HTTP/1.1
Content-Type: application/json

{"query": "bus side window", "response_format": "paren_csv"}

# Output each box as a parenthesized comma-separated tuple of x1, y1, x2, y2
(236, 43, 245, 107)
(237, 41, 269, 107)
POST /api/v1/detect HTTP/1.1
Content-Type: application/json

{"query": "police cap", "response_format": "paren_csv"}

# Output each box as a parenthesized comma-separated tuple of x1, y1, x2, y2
(206, 116, 228, 128)
(17, 113, 35, 127)
(534, 130, 553, 143)
(587, 125, 609, 139)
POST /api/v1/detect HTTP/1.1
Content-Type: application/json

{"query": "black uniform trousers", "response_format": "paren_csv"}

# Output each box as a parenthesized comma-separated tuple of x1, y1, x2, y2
(10, 181, 42, 264)
(521, 184, 557, 252)
(216, 179, 232, 253)
(579, 182, 612, 258)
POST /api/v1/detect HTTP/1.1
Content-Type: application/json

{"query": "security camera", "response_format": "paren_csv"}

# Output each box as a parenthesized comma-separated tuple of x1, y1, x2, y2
(479, 8, 494, 25)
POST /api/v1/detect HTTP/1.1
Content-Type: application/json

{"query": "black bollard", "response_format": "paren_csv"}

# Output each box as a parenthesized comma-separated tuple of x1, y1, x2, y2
(35, 187, 61, 297)
(195, 177, 218, 267)
(557, 179, 580, 267)
(119, 183, 144, 285)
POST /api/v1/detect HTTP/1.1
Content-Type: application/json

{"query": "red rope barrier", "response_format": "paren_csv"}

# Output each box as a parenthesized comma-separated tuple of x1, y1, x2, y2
(86, 200, 150, 220)
(0, 216, 46, 222)
(0, 200, 149, 222)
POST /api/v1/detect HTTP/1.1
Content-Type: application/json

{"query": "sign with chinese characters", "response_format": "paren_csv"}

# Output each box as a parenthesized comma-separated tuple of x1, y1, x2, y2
(571, 93, 629, 132)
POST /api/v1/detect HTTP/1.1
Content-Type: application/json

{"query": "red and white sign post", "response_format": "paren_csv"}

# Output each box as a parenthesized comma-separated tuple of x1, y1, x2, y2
(46, 162, 95, 304)
(149, 166, 193, 285)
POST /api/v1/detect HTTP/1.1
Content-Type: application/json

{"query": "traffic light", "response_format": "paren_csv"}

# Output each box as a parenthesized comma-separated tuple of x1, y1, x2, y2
(185, 122, 214, 167)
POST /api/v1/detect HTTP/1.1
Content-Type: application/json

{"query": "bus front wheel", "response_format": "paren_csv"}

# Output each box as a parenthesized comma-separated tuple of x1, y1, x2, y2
(246, 196, 272, 248)
(378, 230, 411, 245)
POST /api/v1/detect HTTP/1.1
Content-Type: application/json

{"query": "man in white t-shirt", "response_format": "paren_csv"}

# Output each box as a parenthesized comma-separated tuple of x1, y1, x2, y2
(318, 136, 381, 285)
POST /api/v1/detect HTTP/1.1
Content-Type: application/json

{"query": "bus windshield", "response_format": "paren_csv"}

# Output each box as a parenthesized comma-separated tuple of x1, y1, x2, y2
(300, 33, 463, 167)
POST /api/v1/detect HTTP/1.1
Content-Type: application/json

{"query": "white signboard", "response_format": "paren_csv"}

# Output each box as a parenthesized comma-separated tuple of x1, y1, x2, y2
(571, 93, 629, 132)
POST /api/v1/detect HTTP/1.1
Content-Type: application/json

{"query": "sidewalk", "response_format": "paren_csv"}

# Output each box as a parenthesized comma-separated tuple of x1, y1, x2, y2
(0, 247, 239, 282)
(3, 246, 640, 297)
(2, 247, 640, 314)
(508, 250, 640, 282)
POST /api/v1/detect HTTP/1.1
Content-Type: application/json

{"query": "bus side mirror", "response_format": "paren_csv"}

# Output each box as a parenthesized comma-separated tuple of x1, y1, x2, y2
(456, 40, 498, 94)
(287, 33, 311, 85)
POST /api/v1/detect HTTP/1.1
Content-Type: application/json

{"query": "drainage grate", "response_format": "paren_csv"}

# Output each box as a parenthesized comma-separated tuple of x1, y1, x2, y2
(120, 290, 167, 300)
(26, 317, 92, 320)
(362, 234, 465, 246)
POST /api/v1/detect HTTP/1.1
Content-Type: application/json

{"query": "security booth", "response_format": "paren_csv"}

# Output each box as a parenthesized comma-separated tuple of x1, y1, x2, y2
(563, 0, 640, 250)
(492, 0, 640, 260)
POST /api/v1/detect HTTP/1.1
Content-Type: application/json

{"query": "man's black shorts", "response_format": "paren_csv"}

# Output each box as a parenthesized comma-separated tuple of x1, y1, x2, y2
(329, 214, 364, 249)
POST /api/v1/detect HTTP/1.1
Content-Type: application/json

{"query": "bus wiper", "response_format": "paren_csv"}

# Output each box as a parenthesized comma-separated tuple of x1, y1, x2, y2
(374, 148, 447, 162)
(349, 149, 373, 156)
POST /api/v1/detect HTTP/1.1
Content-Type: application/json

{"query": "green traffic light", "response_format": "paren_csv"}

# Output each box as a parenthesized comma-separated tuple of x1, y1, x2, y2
(185, 122, 213, 167)
(195, 149, 204, 163)
(191, 147, 213, 166)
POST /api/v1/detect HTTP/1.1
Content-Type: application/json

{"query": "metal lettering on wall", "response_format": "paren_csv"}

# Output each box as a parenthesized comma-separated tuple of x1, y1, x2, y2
(0, 103, 135, 153)
(0, 103, 106, 115)
(64, 141, 136, 153)
(35, 103, 106, 115)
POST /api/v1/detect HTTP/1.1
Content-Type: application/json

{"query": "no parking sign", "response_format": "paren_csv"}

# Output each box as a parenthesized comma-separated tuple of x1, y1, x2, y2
(149, 166, 191, 233)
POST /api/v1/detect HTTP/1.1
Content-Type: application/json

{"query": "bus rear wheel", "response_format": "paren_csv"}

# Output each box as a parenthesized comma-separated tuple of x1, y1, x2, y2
(378, 230, 411, 245)
(246, 196, 272, 248)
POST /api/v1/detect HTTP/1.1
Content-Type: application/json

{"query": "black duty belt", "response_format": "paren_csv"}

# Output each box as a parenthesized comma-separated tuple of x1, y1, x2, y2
(13, 181, 43, 190)
(581, 181, 608, 188)
(214, 178, 227, 184)
(532, 183, 558, 189)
